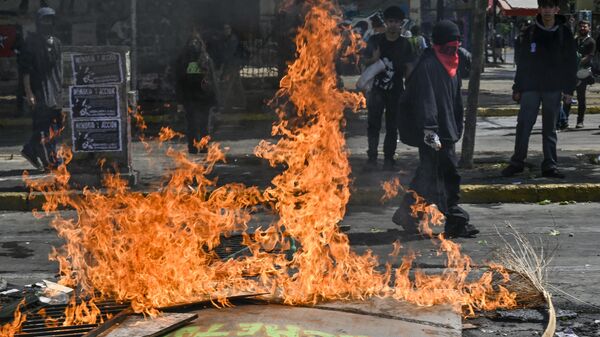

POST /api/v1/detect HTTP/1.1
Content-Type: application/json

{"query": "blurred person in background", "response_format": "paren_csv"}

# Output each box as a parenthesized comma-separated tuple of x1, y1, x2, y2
(175, 29, 216, 154)
(20, 6, 63, 171)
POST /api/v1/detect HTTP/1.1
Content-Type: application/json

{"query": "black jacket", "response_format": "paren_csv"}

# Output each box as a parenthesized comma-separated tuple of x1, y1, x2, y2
(398, 48, 463, 147)
(513, 15, 577, 94)
(175, 47, 216, 104)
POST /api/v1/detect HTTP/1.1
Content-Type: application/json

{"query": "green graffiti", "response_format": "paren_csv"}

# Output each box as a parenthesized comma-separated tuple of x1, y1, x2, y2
(237, 323, 264, 336)
(303, 331, 335, 337)
(169, 326, 200, 337)
(264, 324, 300, 337)
(193, 324, 230, 337)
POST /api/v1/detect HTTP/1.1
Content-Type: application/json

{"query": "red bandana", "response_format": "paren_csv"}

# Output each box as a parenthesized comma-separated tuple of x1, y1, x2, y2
(432, 41, 460, 77)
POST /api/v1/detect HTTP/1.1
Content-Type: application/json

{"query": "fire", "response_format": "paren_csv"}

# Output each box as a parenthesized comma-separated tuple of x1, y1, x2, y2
(19, 0, 518, 324)
(0, 301, 26, 337)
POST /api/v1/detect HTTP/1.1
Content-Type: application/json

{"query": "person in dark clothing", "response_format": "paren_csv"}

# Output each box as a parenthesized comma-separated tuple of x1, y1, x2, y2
(175, 31, 217, 154)
(501, 0, 577, 179)
(363, 6, 414, 171)
(561, 20, 595, 129)
(20, 6, 63, 171)
(393, 20, 479, 238)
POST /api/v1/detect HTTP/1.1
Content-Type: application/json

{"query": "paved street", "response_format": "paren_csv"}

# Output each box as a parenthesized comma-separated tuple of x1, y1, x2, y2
(1, 201, 599, 335)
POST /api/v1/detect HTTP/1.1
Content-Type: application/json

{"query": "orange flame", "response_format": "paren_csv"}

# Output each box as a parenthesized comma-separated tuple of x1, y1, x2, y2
(21, 0, 518, 320)
(380, 177, 402, 203)
(0, 300, 26, 337)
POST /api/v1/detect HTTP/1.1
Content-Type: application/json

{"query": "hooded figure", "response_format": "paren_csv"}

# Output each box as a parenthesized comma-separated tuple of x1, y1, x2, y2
(175, 31, 217, 154)
(19, 6, 63, 171)
(394, 20, 479, 239)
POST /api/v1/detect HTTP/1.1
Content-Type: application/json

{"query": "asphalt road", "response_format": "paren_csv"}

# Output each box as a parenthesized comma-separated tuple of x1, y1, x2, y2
(1, 202, 599, 335)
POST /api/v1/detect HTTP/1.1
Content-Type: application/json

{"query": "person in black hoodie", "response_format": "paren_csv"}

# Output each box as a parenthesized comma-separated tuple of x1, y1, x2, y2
(175, 30, 216, 154)
(501, 0, 577, 179)
(393, 20, 479, 239)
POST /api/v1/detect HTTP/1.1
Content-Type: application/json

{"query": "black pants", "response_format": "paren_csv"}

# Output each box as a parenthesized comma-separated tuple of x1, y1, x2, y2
(394, 143, 468, 231)
(24, 106, 62, 168)
(367, 88, 399, 160)
(184, 101, 210, 152)
(564, 82, 588, 124)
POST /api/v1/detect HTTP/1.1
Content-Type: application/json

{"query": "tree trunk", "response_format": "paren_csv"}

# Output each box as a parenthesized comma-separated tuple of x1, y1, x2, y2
(459, 0, 487, 168)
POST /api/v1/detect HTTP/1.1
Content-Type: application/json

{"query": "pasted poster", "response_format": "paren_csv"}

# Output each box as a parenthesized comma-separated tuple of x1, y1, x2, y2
(72, 119, 122, 152)
(70, 86, 120, 119)
(72, 53, 123, 85)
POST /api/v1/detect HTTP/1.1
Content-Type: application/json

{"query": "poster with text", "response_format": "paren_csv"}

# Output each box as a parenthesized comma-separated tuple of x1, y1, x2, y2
(72, 119, 122, 152)
(72, 53, 123, 85)
(70, 86, 120, 118)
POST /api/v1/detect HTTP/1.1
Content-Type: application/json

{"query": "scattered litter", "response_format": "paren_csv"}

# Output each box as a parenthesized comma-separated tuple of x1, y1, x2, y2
(549, 230, 561, 236)
(594, 319, 600, 324)
(37, 280, 73, 305)
(512, 181, 523, 185)
(477, 240, 488, 245)
(569, 233, 574, 237)
(0, 289, 19, 296)
(556, 327, 579, 337)
(43, 280, 73, 294)
(559, 201, 577, 205)
(539, 200, 552, 205)
(370, 228, 386, 233)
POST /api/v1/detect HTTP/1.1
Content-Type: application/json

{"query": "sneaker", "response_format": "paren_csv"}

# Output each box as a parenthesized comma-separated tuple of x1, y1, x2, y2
(20, 146, 42, 170)
(445, 224, 480, 238)
(558, 123, 569, 131)
(501, 164, 523, 177)
(576, 122, 584, 129)
(382, 158, 396, 171)
(542, 168, 565, 179)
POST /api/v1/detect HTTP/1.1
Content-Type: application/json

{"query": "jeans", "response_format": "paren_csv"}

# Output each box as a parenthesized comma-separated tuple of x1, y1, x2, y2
(367, 88, 400, 160)
(510, 91, 560, 171)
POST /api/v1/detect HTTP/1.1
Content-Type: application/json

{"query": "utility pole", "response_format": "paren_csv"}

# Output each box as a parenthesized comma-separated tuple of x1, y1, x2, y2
(130, 0, 137, 91)
(459, 0, 487, 168)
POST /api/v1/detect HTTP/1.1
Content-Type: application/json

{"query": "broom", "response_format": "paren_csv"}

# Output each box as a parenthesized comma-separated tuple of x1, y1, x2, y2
(495, 223, 557, 337)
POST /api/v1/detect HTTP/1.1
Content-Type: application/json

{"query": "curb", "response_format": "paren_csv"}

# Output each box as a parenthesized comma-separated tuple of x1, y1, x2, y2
(3, 107, 600, 127)
(477, 106, 600, 117)
(2, 183, 600, 212)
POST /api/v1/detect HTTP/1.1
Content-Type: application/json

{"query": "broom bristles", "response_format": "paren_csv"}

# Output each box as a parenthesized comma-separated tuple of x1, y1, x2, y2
(494, 223, 556, 337)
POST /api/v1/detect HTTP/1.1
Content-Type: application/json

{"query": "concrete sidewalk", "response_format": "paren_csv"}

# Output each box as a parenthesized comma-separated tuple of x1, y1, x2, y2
(1, 112, 600, 210)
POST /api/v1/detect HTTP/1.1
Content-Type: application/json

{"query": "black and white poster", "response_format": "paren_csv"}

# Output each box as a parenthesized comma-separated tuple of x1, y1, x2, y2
(72, 53, 123, 85)
(72, 119, 122, 152)
(70, 86, 120, 119)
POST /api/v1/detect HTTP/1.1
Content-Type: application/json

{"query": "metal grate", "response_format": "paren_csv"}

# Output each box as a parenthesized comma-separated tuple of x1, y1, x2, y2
(14, 300, 130, 337)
